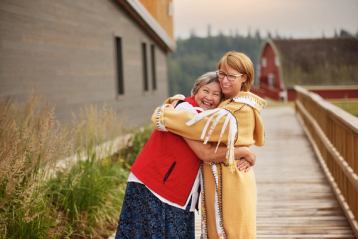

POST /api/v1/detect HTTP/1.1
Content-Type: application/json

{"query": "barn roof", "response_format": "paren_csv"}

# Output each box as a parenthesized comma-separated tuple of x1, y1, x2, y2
(269, 38, 358, 87)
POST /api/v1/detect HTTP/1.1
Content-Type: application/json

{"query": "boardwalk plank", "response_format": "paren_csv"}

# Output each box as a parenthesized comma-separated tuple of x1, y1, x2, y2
(195, 106, 355, 238)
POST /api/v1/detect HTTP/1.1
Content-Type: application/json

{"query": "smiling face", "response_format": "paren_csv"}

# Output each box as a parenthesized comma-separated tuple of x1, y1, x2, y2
(218, 64, 247, 99)
(216, 51, 254, 99)
(194, 81, 222, 110)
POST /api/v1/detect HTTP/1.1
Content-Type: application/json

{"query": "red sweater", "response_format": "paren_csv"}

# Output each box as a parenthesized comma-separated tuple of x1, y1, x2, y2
(131, 96, 200, 206)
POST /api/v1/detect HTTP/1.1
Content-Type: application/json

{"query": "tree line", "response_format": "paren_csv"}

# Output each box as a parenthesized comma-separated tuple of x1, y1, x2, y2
(167, 32, 263, 95)
(167, 28, 358, 96)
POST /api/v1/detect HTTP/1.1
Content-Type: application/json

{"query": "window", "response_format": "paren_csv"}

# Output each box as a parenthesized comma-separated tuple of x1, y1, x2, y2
(275, 56, 280, 66)
(142, 43, 149, 91)
(261, 58, 267, 67)
(115, 37, 124, 95)
(268, 73, 275, 87)
(151, 44, 157, 90)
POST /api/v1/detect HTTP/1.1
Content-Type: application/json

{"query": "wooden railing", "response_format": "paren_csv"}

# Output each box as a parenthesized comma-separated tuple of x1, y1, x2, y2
(294, 86, 358, 237)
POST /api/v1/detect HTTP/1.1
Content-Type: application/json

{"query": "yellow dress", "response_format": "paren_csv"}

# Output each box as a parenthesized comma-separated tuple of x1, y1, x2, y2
(152, 91, 266, 239)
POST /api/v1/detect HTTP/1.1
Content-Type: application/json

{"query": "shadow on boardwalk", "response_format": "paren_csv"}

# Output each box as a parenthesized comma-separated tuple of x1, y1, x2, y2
(195, 106, 355, 239)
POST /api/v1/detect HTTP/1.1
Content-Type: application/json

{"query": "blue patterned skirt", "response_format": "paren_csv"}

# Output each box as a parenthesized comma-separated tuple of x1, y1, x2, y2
(115, 182, 195, 239)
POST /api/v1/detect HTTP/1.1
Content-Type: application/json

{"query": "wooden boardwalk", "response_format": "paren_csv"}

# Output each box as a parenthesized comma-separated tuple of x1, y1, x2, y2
(195, 106, 355, 238)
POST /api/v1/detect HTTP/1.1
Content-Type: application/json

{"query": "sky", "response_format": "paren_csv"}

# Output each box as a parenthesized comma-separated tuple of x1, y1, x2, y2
(173, 0, 358, 39)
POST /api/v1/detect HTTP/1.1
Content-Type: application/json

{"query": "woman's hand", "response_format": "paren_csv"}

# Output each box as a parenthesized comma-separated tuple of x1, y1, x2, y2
(236, 159, 251, 172)
(234, 147, 256, 172)
(163, 94, 185, 106)
(170, 99, 179, 107)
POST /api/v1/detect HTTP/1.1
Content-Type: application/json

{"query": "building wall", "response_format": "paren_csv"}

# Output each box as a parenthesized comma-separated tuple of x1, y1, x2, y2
(0, 0, 169, 127)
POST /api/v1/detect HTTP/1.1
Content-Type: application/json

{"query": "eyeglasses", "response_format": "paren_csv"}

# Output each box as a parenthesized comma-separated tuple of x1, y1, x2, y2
(216, 71, 243, 82)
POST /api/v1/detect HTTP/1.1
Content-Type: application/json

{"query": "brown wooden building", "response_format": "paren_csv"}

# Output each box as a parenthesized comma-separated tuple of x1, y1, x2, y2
(0, 0, 174, 126)
(256, 38, 358, 100)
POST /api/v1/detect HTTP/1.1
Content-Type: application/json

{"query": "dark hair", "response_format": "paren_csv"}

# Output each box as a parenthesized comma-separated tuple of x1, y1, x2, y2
(191, 71, 220, 95)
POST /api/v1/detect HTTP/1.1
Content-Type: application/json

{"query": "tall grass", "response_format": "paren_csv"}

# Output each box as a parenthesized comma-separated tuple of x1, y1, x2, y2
(71, 105, 124, 152)
(0, 96, 129, 238)
(0, 96, 71, 239)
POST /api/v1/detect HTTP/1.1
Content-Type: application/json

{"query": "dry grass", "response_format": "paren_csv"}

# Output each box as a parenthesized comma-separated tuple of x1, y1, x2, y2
(0, 95, 73, 197)
(71, 105, 123, 152)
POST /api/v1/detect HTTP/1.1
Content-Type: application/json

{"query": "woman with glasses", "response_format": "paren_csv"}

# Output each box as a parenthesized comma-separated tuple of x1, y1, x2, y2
(153, 51, 266, 239)
(115, 72, 256, 239)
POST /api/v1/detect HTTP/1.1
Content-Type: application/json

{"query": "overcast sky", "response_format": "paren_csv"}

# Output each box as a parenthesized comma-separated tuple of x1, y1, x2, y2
(173, 0, 358, 39)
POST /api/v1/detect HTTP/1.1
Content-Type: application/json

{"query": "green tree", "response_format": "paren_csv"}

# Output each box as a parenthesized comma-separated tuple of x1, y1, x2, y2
(168, 33, 264, 95)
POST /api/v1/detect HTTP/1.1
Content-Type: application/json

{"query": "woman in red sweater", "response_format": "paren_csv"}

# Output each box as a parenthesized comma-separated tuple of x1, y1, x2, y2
(115, 72, 255, 239)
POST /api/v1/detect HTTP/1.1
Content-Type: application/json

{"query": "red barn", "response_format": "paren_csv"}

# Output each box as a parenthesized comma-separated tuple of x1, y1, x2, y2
(256, 38, 358, 100)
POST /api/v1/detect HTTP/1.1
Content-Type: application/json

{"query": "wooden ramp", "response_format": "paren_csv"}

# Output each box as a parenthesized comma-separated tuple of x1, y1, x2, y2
(195, 106, 355, 239)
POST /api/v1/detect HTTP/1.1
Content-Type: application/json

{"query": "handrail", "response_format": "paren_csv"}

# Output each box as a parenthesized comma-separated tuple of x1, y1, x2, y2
(295, 86, 358, 174)
(294, 85, 358, 237)
(295, 86, 358, 132)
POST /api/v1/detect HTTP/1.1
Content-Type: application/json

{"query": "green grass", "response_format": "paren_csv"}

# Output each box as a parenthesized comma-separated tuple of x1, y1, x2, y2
(332, 100, 358, 117)
(2, 185, 53, 239)
(46, 152, 129, 238)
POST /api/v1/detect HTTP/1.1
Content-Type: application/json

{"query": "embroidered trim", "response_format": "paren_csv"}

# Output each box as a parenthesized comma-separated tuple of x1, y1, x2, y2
(200, 164, 208, 239)
(154, 105, 169, 131)
(233, 94, 266, 112)
(211, 164, 226, 239)
(186, 108, 238, 172)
